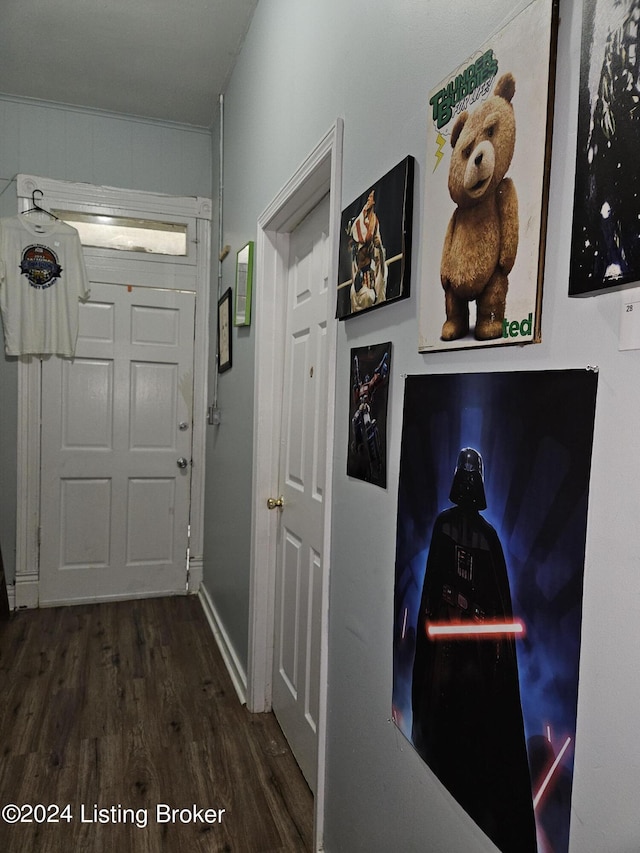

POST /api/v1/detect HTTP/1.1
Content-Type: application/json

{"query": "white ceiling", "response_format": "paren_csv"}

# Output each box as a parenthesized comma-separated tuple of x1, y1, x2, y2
(0, 0, 258, 128)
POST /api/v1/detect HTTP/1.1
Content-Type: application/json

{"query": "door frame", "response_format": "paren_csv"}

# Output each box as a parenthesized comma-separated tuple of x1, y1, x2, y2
(14, 174, 212, 608)
(247, 120, 343, 851)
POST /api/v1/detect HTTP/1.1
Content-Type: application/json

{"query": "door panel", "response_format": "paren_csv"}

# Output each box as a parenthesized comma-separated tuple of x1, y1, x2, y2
(59, 478, 111, 567)
(62, 358, 113, 446)
(39, 281, 195, 605)
(130, 361, 180, 447)
(272, 195, 330, 792)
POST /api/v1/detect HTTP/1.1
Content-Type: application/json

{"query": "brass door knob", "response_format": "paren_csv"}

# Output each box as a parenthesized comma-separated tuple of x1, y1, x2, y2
(267, 496, 284, 510)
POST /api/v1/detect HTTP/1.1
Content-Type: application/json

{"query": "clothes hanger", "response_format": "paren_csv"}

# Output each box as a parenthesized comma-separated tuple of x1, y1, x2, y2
(21, 189, 58, 219)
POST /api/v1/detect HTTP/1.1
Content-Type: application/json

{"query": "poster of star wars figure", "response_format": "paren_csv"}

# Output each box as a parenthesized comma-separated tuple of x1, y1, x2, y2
(392, 370, 598, 853)
(346, 342, 391, 488)
(418, 0, 558, 352)
(569, 0, 640, 295)
(336, 157, 414, 320)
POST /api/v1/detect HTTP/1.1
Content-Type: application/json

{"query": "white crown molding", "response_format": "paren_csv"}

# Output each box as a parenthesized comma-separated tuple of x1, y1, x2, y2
(17, 175, 212, 221)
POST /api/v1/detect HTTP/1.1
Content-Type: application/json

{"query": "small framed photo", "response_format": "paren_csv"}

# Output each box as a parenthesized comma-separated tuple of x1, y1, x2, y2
(217, 287, 232, 373)
(234, 241, 254, 326)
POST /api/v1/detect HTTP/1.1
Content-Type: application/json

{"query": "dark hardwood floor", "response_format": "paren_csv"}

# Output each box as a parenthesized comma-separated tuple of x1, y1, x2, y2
(0, 595, 313, 852)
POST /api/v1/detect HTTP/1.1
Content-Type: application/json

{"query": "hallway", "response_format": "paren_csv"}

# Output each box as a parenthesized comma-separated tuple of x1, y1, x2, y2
(0, 596, 313, 852)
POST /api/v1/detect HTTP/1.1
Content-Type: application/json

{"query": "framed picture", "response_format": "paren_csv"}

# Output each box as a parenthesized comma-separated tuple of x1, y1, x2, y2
(234, 241, 254, 325)
(418, 0, 558, 352)
(347, 342, 392, 489)
(569, 0, 640, 296)
(217, 287, 232, 373)
(336, 156, 414, 321)
(393, 369, 598, 853)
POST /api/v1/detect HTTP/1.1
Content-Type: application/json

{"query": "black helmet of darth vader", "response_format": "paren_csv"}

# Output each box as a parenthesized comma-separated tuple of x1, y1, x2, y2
(449, 447, 487, 510)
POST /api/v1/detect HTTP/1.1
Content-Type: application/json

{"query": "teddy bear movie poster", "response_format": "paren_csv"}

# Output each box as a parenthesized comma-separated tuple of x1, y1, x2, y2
(392, 369, 598, 853)
(418, 0, 558, 352)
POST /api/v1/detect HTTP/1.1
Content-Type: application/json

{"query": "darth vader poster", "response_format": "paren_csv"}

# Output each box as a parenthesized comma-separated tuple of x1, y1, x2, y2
(392, 370, 598, 853)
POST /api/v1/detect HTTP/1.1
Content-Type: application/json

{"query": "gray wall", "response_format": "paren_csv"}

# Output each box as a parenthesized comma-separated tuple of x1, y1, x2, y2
(204, 0, 640, 850)
(0, 96, 211, 582)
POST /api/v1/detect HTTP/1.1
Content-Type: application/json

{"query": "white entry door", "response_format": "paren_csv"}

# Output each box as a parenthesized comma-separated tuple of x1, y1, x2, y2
(39, 281, 196, 605)
(271, 195, 330, 792)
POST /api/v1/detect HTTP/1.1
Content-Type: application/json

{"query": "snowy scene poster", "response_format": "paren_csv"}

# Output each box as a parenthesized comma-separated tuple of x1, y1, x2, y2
(569, 0, 640, 295)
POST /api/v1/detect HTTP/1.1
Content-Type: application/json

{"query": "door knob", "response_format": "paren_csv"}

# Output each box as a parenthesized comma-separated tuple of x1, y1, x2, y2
(267, 496, 284, 510)
(177, 457, 189, 469)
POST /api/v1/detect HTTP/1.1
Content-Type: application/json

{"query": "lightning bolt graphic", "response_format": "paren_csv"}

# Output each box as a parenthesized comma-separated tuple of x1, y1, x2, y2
(434, 133, 446, 171)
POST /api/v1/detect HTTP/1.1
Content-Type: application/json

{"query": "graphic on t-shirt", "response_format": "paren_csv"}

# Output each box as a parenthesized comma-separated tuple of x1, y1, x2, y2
(20, 244, 63, 289)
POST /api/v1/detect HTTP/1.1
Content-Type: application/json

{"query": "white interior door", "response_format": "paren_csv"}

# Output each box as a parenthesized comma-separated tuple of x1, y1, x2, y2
(271, 195, 330, 792)
(39, 281, 196, 605)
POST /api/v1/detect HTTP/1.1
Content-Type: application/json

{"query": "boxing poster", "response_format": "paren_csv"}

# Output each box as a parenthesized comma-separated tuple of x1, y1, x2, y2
(336, 158, 414, 320)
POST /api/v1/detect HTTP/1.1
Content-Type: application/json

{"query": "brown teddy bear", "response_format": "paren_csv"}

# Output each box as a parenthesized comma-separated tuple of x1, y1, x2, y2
(440, 72, 518, 341)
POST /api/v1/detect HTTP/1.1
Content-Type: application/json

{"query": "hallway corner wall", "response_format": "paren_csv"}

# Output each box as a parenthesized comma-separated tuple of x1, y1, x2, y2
(202, 0, 640, 850)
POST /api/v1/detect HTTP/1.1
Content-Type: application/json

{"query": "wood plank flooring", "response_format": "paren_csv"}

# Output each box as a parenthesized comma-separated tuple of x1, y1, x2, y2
(0, 595, 313, 853)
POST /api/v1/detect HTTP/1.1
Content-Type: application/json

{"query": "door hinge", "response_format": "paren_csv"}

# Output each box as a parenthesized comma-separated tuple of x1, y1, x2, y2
(185, 523, 191, 592)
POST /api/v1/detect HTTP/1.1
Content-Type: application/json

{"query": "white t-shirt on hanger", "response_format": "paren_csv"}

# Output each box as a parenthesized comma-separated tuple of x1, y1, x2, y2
(0, 215, 90, 357)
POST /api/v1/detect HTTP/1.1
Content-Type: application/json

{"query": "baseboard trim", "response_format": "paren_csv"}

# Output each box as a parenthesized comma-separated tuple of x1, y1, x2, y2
(188, 555, 203, 593)
(14, 573, 38, 609)
(7, 584, 16, 612)
(198, 583, 247, 705)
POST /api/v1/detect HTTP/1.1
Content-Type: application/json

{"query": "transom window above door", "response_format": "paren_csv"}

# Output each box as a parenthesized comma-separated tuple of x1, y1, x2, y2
(52, 211, 189, 257)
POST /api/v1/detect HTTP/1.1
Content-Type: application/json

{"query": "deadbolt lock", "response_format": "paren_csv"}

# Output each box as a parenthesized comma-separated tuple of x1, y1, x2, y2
(267, 496, 284, 510)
